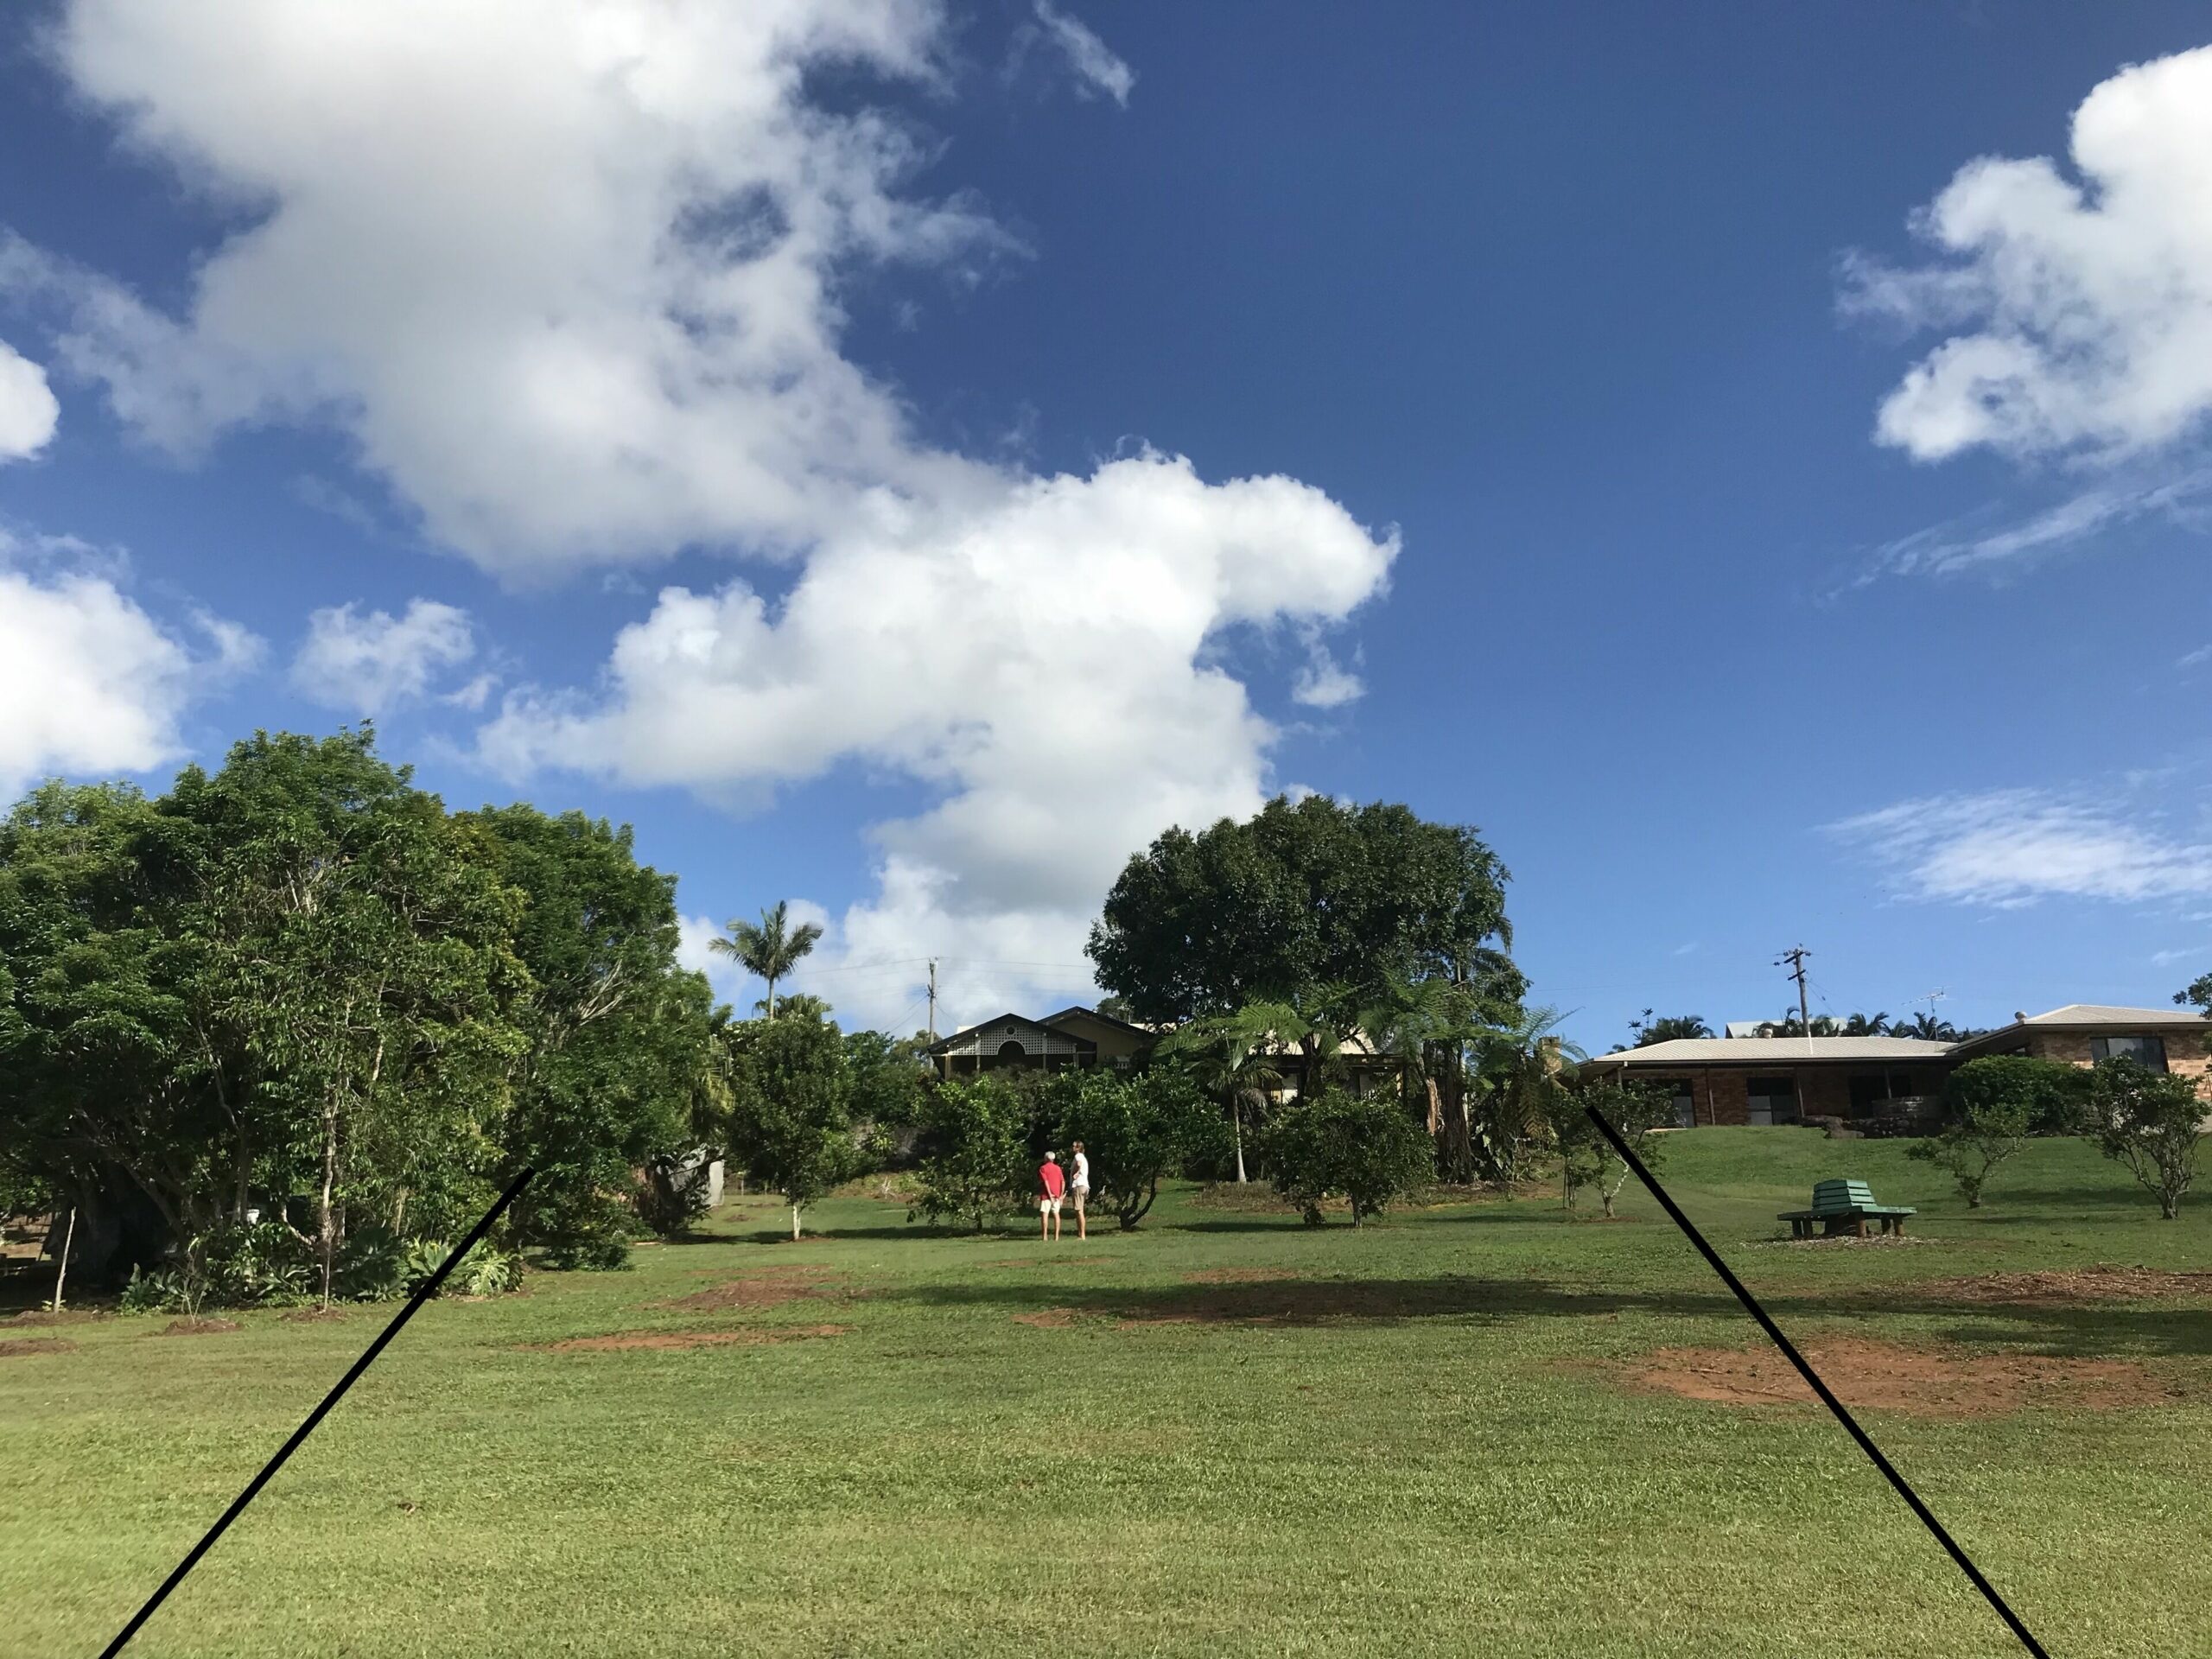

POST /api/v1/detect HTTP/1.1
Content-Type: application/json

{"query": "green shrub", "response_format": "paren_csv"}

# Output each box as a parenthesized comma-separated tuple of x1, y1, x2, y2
(2086, 1056, 2207, 1220)
(909, 1075, 1032, 1231)
(1908, 1095, 2032, 1208)
(1262, 1089, 1433, 1226)
(119, 1265, 188, 1314)
(1043, 1068, 1230, 1230)
(1944, 1055, 2087, 1136)
(1554, 1080, 1673, 1217)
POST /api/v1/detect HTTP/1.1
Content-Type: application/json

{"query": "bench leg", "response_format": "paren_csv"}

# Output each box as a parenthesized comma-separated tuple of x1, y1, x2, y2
(1853, 1217, 1866, 1238)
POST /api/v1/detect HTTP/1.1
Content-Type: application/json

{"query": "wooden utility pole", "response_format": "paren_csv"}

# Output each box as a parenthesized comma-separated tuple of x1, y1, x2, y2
(1776, 945, 1812, 1035)
(926, 959, 938, 1042)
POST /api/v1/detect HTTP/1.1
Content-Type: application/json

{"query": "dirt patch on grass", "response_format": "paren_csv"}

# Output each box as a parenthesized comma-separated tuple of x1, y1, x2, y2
(543, 1322, 854, 1354)
(1619, 1337, 2181, 1418)
(279, 1306, 351, 1324)
(664, 1265, 846, 1313)
(1180, 1267, 1298, 1285)
(0, 1336, 74, 1357)
(3, 1307, 101, 1328)
(155, 1318, 242, 1336)
(1012, 1308, 1078, 1328)
(1909, 1267, 2212, 1305)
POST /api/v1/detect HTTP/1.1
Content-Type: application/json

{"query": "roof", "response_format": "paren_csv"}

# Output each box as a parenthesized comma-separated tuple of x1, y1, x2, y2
(1041, 1004, 1155, 1037)
(924, 1011, 1096, 1057)
(1586, 1035, 1956, 1068)
(2015, 1003, 2209, 1027)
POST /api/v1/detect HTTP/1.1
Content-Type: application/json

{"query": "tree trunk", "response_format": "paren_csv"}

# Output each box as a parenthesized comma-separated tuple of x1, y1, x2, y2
(50, 1208, 76, 1315)
(1232, 1100, 1248, 1184)
(766, 976, 778, 1021)
(790, 1202, 801, 1241)
(317, 1096, 340, 1309)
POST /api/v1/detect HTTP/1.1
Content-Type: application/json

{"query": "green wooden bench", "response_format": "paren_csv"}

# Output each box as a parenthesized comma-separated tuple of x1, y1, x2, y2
(1777, 1178, 1916, 1239)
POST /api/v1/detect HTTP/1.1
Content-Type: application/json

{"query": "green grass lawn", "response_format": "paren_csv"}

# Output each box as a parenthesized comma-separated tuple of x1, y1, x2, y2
(8, 1131, 2212, 1657)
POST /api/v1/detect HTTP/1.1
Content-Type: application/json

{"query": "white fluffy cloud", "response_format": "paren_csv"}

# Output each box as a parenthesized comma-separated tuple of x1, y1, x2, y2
(0, 547, 254, 797)
(22, 0, 1389, 1028)
(486, 453, 1395, 1023)
(290, 598, 476, 715)
(1830, 789, 2212, 908)
(0, 338, 59, 460)
(1852, 45, 2212, 462)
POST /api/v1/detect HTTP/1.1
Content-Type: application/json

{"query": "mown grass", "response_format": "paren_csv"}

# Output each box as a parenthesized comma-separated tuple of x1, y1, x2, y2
(7, 1130, 2212, 1657)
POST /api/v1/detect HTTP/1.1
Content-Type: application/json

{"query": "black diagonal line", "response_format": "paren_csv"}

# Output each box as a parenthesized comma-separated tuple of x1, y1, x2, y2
(99, 1167, 536, 1658)
(1584, 1106, 2049, 1658)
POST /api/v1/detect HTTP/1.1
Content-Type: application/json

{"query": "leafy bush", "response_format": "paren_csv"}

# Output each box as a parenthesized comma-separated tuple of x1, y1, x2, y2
(1553, 1080, 1674, 1217)
(1044, 1068, 1230, 1230)
(1908, 1095, 2032, 1208)
(335, 1227, 410, 1302)
(2086, 1056, 2207, 1220)
(119, 1265, 188, 1314)
(199, 1221, 315, 1306)
(393, 1236, 524, 1297)
(538, 1228, 632, 1271)
(1262, 1089, 1433, 1226)
(1945, 1055, 2087, 1137)
(909, 1075, 1032, 1231)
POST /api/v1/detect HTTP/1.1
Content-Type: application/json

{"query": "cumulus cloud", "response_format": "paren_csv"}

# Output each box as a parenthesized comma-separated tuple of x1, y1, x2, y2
(290, 598, 476, 715)
(1291, 639, 1363, 709)
(16, 0, 1008, 574)
(0, 338, 60, 460)
(1024, 2, 1135, 106)
(0, 541, 255, 796)
(19, 0, 1389, 1028)
(1849, 45, 2212, 463)
(485, 453, 1395, 1023)
(1830, 789, 2212, 907)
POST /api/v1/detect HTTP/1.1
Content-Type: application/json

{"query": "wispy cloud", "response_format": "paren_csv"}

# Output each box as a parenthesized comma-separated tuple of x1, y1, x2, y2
(1853, 468, 2212, 587)
(1830, 788, 2212, 907)
(1015, 3, 1135, 107)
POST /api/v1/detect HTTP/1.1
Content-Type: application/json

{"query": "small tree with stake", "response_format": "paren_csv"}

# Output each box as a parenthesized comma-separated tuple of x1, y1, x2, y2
(1560, 1078, 1673, 1218)
(2086, 1056, 2207, 1221)
(727, 1014, 851, 1240)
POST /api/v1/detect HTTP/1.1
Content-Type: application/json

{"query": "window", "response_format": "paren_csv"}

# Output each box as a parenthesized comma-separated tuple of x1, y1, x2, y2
(1745, 1076, 1798, 1126)
(2091, 1034, 2167, 1071)
(1669, 1081, 1695, 1128)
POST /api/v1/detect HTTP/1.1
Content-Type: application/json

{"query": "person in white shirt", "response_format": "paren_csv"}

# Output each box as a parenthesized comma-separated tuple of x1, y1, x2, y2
(1069, 1141, 1091, 1240)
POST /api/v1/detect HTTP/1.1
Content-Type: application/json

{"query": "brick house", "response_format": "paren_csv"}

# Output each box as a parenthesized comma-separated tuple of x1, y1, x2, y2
(1580, 1003, 2211, 1128)
(1578, 1035, 1954, 1127)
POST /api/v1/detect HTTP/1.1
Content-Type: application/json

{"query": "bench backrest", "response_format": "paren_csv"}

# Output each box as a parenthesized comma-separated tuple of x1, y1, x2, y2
(1811, 1178, 1878, 1211)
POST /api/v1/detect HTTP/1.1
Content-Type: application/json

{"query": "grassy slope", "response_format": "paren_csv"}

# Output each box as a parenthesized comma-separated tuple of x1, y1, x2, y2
(5, 1131, 2210, 1658)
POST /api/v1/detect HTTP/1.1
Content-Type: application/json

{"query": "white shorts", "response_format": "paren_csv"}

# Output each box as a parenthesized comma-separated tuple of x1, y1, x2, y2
(1040, 1194, 1062, 1215)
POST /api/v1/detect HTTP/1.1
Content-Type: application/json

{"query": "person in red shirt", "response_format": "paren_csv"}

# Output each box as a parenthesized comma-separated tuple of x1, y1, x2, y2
(1039, 1150, 1066, 1242)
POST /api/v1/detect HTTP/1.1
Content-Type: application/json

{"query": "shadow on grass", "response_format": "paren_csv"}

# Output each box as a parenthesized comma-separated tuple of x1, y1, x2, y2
(871, 1274, 1739, 1327)
(1759, 1291, 2212, 1362)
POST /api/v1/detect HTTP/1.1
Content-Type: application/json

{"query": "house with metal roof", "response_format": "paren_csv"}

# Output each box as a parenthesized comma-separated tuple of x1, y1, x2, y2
(922, 1006, 1153, 1078)
(1580, 1004, 2209, 1128)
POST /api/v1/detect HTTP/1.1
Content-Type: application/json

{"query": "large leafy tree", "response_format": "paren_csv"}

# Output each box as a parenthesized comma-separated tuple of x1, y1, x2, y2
(711, 899, 823, 1020)
(460, 805, 708, 1263)
(1087, 795, 1523, 1027)
(1155, 1001, 1296, 1184)
(909, 1073, 1032, 1233)
(156, 732, 529, 1305)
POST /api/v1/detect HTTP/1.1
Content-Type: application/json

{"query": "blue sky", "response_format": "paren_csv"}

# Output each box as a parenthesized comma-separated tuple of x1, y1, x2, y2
(3, 1, 2211, 1046)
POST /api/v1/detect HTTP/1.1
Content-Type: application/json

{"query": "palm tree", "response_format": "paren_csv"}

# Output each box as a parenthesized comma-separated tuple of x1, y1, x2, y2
(710, 900, 823, 1020)
(1357, 974, 1482, 1175)
(1897, 1011, 1961, 1041)
(1841, 1011, 1892, 1037)
(1468, 1005, 1586, 1185)
(1157, 1001, 1296, 1184)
